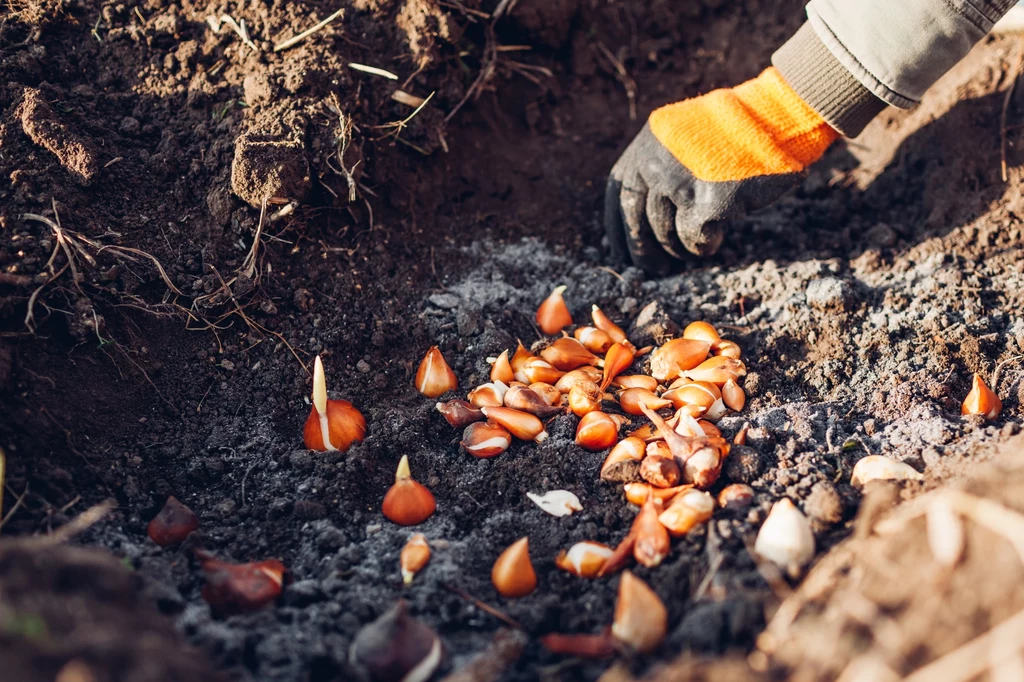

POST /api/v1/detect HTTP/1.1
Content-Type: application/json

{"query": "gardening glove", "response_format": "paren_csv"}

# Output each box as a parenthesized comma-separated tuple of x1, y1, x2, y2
(605, 67, 839, 273)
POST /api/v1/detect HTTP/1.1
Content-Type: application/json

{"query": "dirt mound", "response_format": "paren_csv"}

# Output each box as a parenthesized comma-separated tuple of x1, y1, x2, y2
(0, 540, 220, 682)
(0, 1, 1022, 681)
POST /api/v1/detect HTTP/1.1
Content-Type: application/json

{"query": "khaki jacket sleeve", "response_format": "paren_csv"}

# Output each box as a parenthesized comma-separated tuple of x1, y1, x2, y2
(773, 0, 1017, 136)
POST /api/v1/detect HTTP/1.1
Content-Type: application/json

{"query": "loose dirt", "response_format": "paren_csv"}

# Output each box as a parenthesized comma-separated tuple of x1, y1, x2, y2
(1, 1, 1023, 681)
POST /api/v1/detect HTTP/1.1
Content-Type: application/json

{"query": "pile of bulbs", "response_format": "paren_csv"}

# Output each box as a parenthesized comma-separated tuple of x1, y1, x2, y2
(290, 285, 1008, 665)
(426, 286, 756, 579)
(410, 286, 786, 654)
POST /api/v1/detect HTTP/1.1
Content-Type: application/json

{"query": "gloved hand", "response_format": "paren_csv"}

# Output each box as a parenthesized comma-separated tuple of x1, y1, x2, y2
(605, 67, 839, 273)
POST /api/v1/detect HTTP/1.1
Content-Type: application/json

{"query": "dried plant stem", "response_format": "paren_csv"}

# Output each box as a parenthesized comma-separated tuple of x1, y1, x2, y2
(206, 14, 259, 52)
(240, 197, 268, 280)
(98, 245, 186, 297)
(441, 583, 522, 630)
(35, 499, 116, 544)
(0, 486, 28, 532)
(274, 8, 344, 52)
(594, 42, 637, 121)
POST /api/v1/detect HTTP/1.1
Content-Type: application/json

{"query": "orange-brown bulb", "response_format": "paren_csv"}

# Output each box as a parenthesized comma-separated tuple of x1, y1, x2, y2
(382, 456, 437, 526)
(536, 286, 572, 335)
(575, 411, 619, 451)
(415, 346, 458, 398)
(962, 373, 1002, 420)
(303, 400, 367, 452)
(492, 537, 537, 598)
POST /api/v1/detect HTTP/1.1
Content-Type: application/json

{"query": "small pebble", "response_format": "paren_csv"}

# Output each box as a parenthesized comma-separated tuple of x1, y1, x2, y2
(805, 277, 853, 311)
(428, 293, 460, 309)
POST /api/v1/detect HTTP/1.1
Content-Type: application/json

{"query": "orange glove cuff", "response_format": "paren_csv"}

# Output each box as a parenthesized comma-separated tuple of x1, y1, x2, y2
(648, 68, 838, 183)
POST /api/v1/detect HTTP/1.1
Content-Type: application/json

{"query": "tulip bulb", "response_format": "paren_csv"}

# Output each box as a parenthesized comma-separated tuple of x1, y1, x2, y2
(672, 411, 706, 437)
(754, 498, 815, 576)
(511, 340, 536, 375)
(682, 444, 723, 489)
(521, 357, 565, 385)
(618, 388, 673, 416)
(198, 551, 287, 615)
(541, 337, 600, 371)
(541, 632, 616, 659)
(529, 382, 562, 406)
(350, 601, 441, 682)
(481, 406, 549, 442)
(598, 530, 637, 578)
(696, 420, 722, 437)
(649, 338, 711, 382)
(568, 380, 603, 417)
(639, 402, 701, 463)
(541, 633, 607, 660)
(382, 455, 437, 526)
(612, 571, 667, 654)
(537, 285, 573, 335)
(304, 356, 367, 452)
(555, 541, 613, 578)
(492, 537, 537, 598)
(717, 483, 754, 509)
(415, 346, 458, 398)
(662, 381, 720, 411)
(961, 373, 1002, 420)
(681, 356, 746, 385)
(624, 483, 691, 506)
(575, 411, 619, 451)
(555, 367, 602, 393)
(591, 305, 628, 343)
(640, 454, 681, 488)
(600, 342, 635, 391)
(401, 534, 431, 584)
(461, 421, 512, 459)
(436, 400, 484, 428)
(850, 455, 923, 487)
(527, 490, 582, 517)
(633, 496, 670, 567)
(601, 437, 646, 482)
(467, 381, 509, 408)
(148, 496, 199, 546)
(704, 399, 728, 422)
(658, 489, 715, 536)
(682, 321, 720, 343)
(721, 379, 746, 412)
(645, 440, 672, 459)
(713, 339, 742, 359)
(490, 349, 514, 384)
(503, 384, 563, 418)
(574, 326, 614, 354)
(611, 374, 660, 392)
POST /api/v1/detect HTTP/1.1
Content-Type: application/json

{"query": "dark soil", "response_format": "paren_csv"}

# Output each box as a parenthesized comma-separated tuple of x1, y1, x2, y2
(1, 1, 1023, 681)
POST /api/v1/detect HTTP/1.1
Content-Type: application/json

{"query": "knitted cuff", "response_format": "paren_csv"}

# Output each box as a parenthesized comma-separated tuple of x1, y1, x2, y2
(772, 22, 887, 138)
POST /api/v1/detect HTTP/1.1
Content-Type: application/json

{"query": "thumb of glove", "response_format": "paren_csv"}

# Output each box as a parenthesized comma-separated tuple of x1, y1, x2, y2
(677, 217, 726, 257)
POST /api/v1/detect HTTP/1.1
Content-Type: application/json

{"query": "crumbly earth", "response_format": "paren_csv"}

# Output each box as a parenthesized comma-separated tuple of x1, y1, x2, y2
(1, 1, 1023, 681)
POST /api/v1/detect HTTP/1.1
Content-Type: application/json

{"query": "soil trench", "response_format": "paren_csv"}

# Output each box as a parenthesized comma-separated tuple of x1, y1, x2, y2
(1, 1, 1023, 681)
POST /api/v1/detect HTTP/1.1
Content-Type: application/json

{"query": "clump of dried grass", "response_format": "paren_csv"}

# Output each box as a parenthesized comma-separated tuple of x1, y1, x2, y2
(6, 0, 69, 28)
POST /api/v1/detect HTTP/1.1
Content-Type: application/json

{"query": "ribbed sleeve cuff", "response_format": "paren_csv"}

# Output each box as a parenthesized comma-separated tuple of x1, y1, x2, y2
(772, 22, 887, 138)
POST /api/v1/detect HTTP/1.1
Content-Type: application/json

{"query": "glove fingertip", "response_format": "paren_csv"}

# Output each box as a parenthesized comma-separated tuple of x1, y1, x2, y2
(678, 218, 726, 257)
(603, 176, 630, 266)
